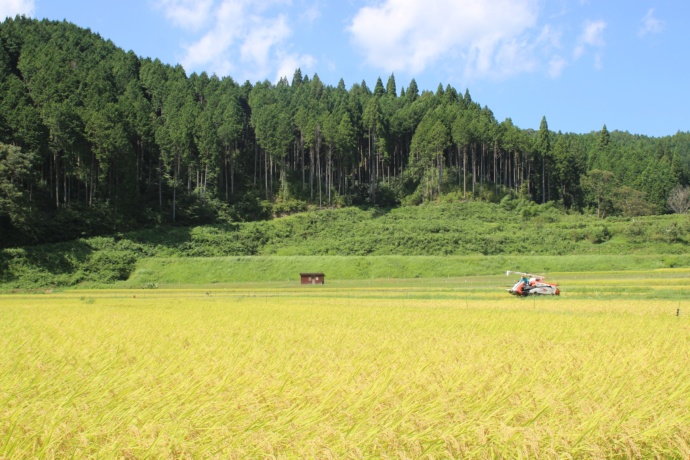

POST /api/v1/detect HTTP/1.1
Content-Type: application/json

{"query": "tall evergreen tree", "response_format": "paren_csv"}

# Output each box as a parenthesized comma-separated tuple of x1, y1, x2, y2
(535, 116, 551, 203)
(407, 79, 419, 101)
(386, 73, 397, 98)
(600, 124, 610, 149)
(291, 68, 303, 87)
(374, 77, 386, 97)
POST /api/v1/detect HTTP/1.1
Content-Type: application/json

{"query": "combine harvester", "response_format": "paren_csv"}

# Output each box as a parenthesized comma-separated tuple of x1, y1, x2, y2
(506, 271, 560, 296)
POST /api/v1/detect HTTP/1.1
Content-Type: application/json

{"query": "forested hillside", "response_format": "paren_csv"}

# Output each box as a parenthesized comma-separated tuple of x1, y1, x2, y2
(1, 17, 689, 248)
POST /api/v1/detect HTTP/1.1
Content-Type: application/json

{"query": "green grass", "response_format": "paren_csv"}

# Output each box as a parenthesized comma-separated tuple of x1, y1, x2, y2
(122, 254, 690, 287)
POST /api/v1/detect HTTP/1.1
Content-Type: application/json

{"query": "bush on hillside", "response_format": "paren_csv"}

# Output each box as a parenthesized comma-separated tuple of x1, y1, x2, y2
(85, 250, 137, 282)
(272, 198, 308, 217)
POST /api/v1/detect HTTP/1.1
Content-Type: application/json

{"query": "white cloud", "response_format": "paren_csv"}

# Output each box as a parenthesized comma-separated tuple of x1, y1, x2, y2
(581, 20, 606, 46)
(155, 0, 213, 30)
(548, 55, 567, 78)
(300, 4, 321, 25)
(0, 0, 34, 20)
(482, 36, 538, 79)
(639, 8, 664, 38)
(179, 0, 244, 75)
(164, 0, 314, 82)
(240, 16, 291, 69)
(347, 0, 541, 80)
(275, 52, 316, 82)
(237, 15, 296, 81)
(574, 19, 605, 59)
(535, 25, 562, 49)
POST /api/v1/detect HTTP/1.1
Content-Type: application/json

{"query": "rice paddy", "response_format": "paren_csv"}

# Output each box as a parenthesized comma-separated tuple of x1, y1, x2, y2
(2, 271, 690, 458)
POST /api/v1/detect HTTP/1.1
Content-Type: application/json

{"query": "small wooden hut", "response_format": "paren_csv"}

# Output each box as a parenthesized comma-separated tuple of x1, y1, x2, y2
(300, 273, 325, 285)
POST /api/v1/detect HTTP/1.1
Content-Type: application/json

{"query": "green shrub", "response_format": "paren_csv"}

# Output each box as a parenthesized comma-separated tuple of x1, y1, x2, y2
(499, 195, 517, 211)
(586, 226, 611, 244)
(624, 222, 648, 241)
(85, 250, 137, 282)
(272, 198, 308, 216)
(568, 229, 586, 242)
(652, 222, 685, 244)
(333, 194, 353, 208)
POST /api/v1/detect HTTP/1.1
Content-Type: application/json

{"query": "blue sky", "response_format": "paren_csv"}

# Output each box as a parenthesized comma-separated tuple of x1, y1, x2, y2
(2, 0, 688, 137)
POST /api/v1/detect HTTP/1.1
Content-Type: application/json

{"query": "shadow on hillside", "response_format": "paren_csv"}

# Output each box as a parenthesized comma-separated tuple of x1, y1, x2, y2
(122, 223, 248, 256)
(121, 225, 198, 249)
(27, 240, 94, 274)
(0, 239, 96, 286)
(0, 250, 11, 282)
(354, 205, 394, 219)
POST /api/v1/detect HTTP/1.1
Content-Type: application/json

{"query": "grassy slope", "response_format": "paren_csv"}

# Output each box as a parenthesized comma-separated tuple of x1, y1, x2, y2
(2, 200, 690, 289)
(127, 254, 690, 285)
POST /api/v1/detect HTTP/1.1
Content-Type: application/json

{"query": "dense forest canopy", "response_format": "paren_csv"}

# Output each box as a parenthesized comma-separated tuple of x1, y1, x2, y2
(1, 17, 689, 248)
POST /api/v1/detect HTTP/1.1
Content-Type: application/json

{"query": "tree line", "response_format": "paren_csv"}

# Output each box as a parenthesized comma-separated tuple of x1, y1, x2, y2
(1, 17, 689, 247)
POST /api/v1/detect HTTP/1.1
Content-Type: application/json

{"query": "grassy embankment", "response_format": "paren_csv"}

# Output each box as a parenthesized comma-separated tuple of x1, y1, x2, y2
(2, 201, 690, 290)
(2, 277, 689, 457)
(127, 254, 690, 287)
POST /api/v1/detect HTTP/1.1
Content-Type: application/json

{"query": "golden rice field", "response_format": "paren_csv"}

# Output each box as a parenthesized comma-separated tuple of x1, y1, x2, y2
(2, 273, 690, 458)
